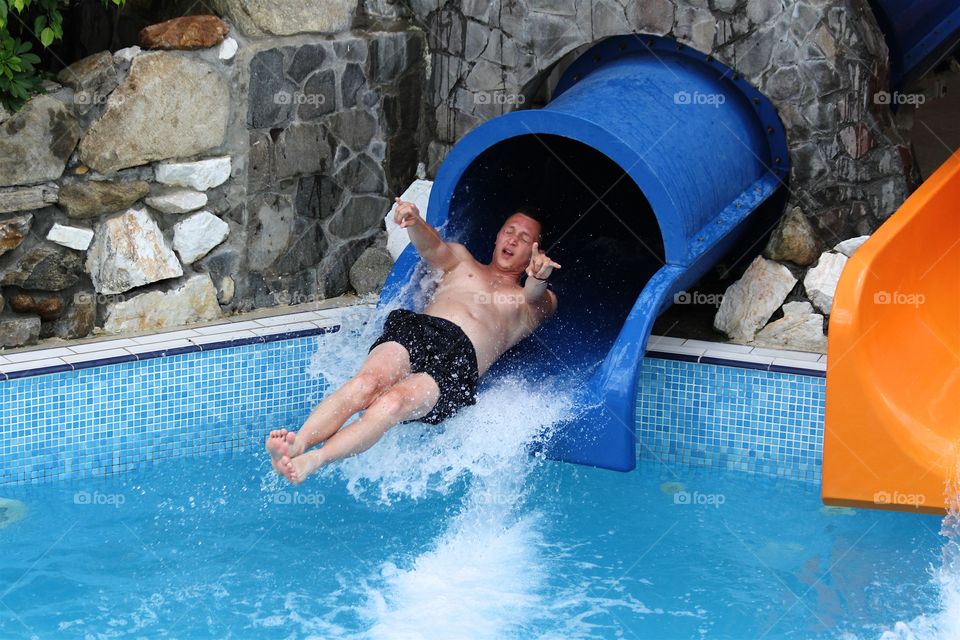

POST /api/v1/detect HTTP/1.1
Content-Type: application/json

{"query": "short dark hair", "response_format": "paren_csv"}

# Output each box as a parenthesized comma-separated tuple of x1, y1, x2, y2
(511, 205, 545, 243)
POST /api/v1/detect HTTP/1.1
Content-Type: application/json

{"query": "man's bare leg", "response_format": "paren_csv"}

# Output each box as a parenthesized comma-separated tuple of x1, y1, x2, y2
(266, 342, 411, 474)
(279, 373, 440, 484)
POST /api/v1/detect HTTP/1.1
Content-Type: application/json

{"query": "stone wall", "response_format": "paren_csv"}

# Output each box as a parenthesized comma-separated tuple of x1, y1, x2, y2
(0, 14, 425, 347)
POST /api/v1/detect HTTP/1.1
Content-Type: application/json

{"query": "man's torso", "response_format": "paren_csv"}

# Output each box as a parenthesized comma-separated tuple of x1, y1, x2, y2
(423, 258, 539, 375)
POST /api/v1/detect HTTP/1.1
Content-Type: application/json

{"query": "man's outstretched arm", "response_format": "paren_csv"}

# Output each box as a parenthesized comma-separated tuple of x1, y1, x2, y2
(394, 198, 462, 272)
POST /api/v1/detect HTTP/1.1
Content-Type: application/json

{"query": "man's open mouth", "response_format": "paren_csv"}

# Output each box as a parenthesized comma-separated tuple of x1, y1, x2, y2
(502, 247, 514, 257)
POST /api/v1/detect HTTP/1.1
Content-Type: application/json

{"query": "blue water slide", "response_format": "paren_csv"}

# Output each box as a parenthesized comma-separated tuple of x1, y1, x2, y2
(381, 35, 790, 471)
(867, 0, 960, 90)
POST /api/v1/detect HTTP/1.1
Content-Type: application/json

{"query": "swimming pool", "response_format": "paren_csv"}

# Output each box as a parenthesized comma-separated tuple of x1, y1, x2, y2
(0, 308, 955, 639)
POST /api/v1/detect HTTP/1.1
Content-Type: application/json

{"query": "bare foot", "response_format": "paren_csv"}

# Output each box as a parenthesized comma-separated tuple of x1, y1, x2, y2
(265, 429, 297, 475)
(279, 451, 326, 485)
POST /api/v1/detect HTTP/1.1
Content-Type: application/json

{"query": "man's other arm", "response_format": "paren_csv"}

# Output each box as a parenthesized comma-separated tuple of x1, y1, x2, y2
(394, 198, 463, 272)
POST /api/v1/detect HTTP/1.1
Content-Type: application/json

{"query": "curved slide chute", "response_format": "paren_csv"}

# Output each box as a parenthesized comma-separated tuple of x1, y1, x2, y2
(823, 150, 960, 515)
(381, 35, 790, 471)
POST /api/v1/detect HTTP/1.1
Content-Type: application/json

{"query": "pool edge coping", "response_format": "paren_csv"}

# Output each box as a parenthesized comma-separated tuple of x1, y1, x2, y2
(0, 306, 827, 381)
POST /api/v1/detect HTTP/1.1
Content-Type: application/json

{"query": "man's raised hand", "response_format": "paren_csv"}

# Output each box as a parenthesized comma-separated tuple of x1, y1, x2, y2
(394, 197, 421, 229)
(526, 242, 561, 281)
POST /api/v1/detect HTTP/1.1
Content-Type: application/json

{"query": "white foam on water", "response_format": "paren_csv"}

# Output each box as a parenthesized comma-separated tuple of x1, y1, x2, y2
(344, 377, 578, 639)
(875, 464, 960, 640)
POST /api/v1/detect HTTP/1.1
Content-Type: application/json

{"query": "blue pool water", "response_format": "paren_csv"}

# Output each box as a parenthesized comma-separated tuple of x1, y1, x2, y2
(2, 304, 957, 639)
(0, 370, 954, 639)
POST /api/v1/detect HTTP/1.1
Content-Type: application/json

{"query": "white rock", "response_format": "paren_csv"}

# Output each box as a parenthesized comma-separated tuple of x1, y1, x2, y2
(804, 252, 848, 315)
(145, 189, 208, 214)
(46, 223, 94, 251)
(113, 45, 141, 63)
(751, 301, 828, 353)
(385, 179, 432, 261)
(172, 211, 230, 264)
(85, 207, 183, 295)
(155, 156, 232, 191)
(713, 255, 797, 342)
(833, 235, 870, 257)
(218, 275, 235, 304)
(103, 274, 221, 334)
(218, 37, 238, 61)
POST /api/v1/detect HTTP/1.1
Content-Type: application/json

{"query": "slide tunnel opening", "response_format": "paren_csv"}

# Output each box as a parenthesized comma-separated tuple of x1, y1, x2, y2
(442, 133, 665, 374)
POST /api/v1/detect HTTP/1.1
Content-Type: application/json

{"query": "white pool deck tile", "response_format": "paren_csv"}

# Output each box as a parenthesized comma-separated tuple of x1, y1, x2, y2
(772, 357, 827, 372)
(749, 346, 823, 362)
(0, 357, 70, 373)
(68, 338, 140, 354)
(188, 330, 262, 346)
(682, 339, 754, 354)
(131, 329, 202, 345)
(253, 312, 324, 327)
(646, 344, 708, 359)
(2, 347, 76, 363)
(125, 339, 198, 355)
(193, 320, 265, 335)
(646, 335, 687, 349)
(62, 349, 132, 365)
(702, 350, 775, 366)
(250, 322, 318, 337)
(0, 306, 827, 376)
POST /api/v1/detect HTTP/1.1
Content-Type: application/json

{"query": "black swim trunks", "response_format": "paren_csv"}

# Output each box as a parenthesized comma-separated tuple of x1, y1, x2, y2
(369, 309, 480, 424)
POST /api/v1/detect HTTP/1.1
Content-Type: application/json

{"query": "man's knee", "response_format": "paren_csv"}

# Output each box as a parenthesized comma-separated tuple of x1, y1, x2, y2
(370, 386, 415, 418)
(349, 371, 383, 405)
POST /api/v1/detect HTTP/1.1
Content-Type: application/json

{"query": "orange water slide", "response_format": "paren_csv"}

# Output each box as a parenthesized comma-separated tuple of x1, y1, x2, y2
(823, 150, 960, 515)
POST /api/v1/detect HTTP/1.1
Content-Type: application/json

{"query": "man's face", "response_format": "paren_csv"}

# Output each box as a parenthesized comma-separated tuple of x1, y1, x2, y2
(493, 213, 541, 271)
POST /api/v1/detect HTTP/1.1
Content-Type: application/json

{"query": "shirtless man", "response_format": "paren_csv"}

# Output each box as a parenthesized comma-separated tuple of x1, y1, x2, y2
(266, 198, 560, 484)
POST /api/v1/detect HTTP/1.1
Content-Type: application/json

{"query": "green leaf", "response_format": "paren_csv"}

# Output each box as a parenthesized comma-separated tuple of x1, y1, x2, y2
(33, 14, 44, 33)
(39, 27, 52, 47)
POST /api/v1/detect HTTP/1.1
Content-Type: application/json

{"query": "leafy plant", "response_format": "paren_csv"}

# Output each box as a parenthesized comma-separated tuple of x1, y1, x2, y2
(0, 0, 125, 112)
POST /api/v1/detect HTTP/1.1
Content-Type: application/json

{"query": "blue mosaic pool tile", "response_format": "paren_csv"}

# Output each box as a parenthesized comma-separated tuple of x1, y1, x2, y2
(0, 336, 330, 486)
(636, 357, 825, 483)
(2, 327, 826, 487)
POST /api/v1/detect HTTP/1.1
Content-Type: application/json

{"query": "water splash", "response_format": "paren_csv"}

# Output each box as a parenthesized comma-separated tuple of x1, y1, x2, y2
(348, 376, 576, 639)
(877, 461, 960, 640)
(300, 287, 583, 638)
